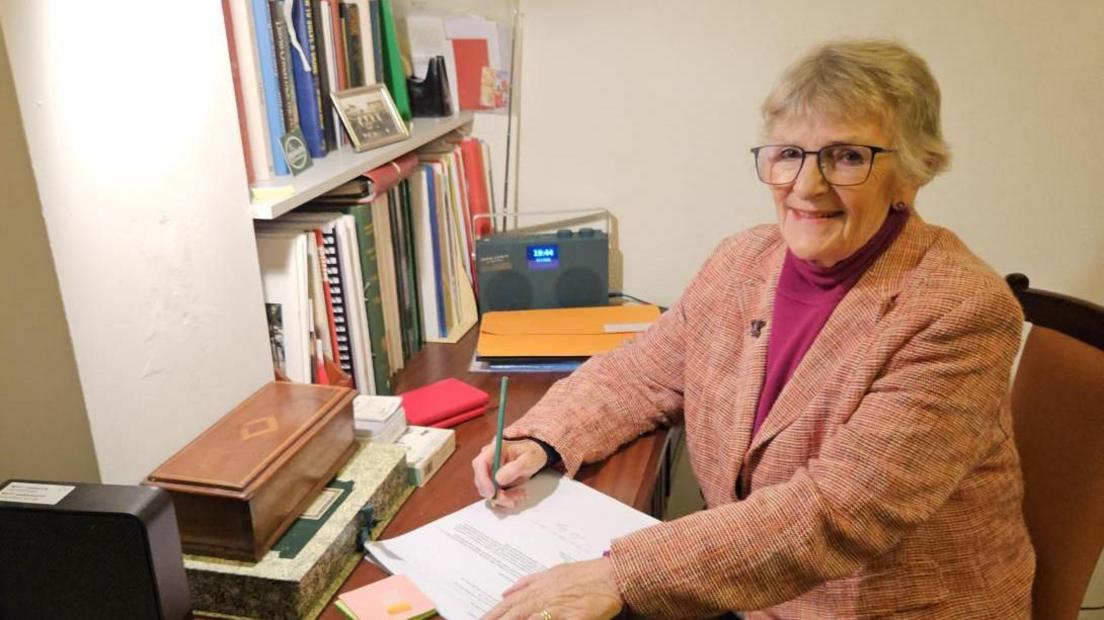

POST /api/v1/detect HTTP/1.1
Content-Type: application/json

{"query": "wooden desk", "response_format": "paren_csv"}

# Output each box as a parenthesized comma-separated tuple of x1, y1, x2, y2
(316, 327, 672, 619)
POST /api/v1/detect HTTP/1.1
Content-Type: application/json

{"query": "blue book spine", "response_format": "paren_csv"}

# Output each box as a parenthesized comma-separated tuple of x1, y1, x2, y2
(424, 165, 447, 338)
(251, 0, 290, 176)
(290, 0, 326, 158)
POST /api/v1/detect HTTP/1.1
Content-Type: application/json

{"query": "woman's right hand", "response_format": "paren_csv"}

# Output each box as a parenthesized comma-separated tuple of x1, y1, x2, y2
(472, 438, 548, 508)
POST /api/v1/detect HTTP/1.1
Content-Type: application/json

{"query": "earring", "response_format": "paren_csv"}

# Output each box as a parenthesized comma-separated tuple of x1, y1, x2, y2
(891, 201, 909, 211)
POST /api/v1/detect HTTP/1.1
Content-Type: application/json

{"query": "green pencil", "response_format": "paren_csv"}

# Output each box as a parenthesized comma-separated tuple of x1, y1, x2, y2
(491, 376, 509, 498)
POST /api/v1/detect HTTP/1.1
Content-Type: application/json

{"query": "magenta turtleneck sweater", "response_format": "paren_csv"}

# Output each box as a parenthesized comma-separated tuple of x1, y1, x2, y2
(751, 208, 908, 437)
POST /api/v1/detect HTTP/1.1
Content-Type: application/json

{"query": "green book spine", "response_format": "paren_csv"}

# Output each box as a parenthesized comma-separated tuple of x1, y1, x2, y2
(349, 203, 392, 394)
(386, 188, 412, 360)
(377, 0, 410, 120)
(399, 178, 423, 351)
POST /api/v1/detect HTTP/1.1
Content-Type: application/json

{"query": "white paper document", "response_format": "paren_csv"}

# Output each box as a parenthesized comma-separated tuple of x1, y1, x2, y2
(366, 473, 659, 619)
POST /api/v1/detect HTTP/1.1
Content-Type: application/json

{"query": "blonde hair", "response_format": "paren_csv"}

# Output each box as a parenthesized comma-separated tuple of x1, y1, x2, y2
(762, 39, 950, 186)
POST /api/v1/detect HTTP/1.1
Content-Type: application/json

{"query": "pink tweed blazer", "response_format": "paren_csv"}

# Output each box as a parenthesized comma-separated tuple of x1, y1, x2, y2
(506, 216, 1035, 618)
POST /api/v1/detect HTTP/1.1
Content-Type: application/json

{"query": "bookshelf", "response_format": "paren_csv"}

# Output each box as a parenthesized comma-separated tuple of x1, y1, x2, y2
(250, 112, 475, 219)
(0, 1, 493, 487)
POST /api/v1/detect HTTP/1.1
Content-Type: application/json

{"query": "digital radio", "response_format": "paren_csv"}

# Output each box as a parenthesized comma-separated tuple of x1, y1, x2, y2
(475, 228, 609, 313)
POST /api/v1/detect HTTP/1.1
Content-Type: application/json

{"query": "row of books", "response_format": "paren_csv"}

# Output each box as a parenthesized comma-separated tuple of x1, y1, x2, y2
(256, 133, 492, 394)
(222, 0, 410, 182)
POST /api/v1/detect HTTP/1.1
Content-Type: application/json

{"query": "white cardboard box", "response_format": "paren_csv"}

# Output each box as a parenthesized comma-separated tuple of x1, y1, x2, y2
(397, 426, 456, 486)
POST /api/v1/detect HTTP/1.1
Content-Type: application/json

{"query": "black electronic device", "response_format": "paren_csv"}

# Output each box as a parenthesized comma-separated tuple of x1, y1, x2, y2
(0, 480, 192, 619)
(475, 227, 609, 313)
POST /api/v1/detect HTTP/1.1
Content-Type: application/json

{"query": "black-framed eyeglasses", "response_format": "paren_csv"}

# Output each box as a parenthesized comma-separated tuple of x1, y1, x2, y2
(750, 144, 895, 187)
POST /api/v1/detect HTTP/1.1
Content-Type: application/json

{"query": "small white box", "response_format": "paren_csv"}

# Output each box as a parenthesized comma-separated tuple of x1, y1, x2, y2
(396, 426, 456, 486)
(353, 395, 403, 422)
(353, 395, 407, 443)
(354, 411, 407, 444)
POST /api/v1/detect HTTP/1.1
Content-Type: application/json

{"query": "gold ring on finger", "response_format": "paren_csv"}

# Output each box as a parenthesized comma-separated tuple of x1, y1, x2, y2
(538, 610, 553, 620)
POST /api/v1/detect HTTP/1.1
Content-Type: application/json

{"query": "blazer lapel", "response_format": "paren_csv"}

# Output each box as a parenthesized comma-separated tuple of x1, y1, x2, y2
(745, 215, 932, 457)
(725, 242, 785, 471)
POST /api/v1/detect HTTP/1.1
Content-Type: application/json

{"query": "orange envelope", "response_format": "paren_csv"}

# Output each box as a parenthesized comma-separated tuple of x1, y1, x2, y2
(476, 305, 662, 359)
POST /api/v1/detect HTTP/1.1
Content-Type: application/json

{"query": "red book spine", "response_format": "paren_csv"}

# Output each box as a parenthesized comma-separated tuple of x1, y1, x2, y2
(328, 0, 348, 91)
(460, 139, 491, 237)
(222, 0, 255, 184)
(312, 229, 341, 362)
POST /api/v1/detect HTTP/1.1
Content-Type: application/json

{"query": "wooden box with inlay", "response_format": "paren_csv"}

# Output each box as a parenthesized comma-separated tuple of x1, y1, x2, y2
(144, 382, 356, 562)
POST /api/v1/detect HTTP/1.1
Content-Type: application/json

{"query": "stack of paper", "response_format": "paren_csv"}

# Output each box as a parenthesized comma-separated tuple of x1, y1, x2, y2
(366, 473, 658, 619)
(353, 395, 407, 444)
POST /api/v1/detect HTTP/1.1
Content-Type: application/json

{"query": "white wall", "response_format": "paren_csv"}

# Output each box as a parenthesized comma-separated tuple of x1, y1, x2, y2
(514, 0, 1104, 610)
(0, 2, 273, 483)
(515, 0, 1104, 307)
(0, 23, 99, 484)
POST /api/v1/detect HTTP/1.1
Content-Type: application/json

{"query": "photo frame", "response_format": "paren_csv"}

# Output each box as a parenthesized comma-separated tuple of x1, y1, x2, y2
(331, 84, 410, 152)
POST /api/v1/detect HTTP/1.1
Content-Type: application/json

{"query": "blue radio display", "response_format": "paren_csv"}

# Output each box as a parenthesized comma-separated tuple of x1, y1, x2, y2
(527, 244, 559, 269)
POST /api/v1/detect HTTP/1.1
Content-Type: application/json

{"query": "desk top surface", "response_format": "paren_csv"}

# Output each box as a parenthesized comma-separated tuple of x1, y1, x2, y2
(315, 327, 669, 619)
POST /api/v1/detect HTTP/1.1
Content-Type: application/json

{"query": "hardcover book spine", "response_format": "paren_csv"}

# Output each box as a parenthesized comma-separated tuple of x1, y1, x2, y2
(326, 0, 350, 148)
(270, 1, 301, 133)
(289, 0, 326, 157)
(251, 0, 290, 175)
(308, 0, 337, 152)
(386, 188, 412, 361)
(399, 179, 422, 351)
(424, 166, 447, 338)
(342, 3, 365, 88)
(327, 204, 392, 395)
(349, 207, 392, 395)
(328, 0, 348, 91)
(377, 0, 410, 119)
(367, 0, 384, 84)
(229, 0, 276, 181)
(222, 0, 256, 184)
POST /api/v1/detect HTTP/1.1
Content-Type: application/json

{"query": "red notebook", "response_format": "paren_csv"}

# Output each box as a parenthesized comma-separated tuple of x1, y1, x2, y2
(451, 38, 491, 110)
(400, 378, 490, 428)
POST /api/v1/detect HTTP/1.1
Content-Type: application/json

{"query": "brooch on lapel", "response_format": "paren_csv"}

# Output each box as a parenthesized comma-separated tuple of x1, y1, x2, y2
(750, 319, 766, 338)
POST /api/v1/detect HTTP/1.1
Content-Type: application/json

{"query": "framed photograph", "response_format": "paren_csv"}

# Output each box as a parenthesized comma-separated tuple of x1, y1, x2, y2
(331, 84, 410, 152)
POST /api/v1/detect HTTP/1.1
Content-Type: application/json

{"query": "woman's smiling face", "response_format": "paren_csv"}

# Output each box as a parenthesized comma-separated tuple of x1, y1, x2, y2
(768, 114, 917, 267)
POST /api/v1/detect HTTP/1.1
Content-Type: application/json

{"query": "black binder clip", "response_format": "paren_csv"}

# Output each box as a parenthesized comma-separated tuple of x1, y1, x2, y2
(356, 504, 380, 549)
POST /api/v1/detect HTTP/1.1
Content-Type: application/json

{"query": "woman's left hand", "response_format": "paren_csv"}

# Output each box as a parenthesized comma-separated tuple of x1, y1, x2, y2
(482, 558, 624, 620)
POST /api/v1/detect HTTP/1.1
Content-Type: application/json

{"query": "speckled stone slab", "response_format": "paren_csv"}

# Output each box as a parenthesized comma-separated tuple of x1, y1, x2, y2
(185, 441, 410, 620)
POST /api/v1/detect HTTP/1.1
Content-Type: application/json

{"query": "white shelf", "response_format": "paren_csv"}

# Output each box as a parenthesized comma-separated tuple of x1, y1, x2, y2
(250, 112, 474, 219)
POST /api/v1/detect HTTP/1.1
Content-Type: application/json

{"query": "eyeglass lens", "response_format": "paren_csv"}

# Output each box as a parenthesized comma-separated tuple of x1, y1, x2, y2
(755, 145, 876, 186)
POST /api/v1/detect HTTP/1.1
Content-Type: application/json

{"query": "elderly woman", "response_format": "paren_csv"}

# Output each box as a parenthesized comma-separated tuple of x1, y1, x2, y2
(473, 39, 1034, 619)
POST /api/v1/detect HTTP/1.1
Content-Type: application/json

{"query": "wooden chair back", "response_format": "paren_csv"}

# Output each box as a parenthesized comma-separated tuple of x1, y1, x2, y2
(1006, 273, 1104, 620)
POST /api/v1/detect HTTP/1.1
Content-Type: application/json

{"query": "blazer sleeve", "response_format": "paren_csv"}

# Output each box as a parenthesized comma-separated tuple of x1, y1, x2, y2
(504, 236, 741, 477)
(607, 282, 1024, 617)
